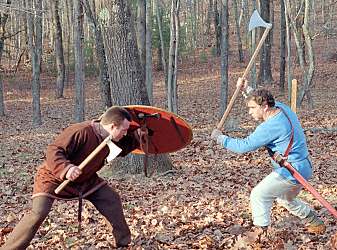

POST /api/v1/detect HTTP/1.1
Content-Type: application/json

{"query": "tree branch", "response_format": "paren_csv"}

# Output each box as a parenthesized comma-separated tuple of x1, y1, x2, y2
(2, 29, 24, 40)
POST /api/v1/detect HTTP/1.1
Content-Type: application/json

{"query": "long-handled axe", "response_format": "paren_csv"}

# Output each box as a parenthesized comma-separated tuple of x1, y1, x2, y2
(54, 135, 122, 194)
(217, 10, 272, 129)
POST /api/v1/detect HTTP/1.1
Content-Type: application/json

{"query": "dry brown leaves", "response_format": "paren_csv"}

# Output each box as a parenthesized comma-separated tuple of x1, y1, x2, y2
(1, 52, 337, 249)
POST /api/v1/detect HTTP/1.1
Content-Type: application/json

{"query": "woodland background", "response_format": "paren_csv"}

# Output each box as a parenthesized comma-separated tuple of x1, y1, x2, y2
(0, 0, 337, 249)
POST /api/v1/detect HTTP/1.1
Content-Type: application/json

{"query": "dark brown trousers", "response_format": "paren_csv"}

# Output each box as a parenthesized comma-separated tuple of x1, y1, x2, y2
(0, 185, 131, 249)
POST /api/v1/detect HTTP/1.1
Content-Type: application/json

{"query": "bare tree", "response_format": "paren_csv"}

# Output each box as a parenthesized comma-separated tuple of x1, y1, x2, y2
(145, 0, 153, 104)
(284, 0, 292, 102)
(285, 0, 314, 108)
(258, 0, 273, 84)
(73, 0, 85, 121)
(298, 0, 315, 107)
(154, 0, 167, 83)
(0, 74, 3, 117)
(135, 0, 153, 104)
(279, 0, 286, 92)
(27, 0, 43, 126)
(207, 0, 213, 33)
(232, 0, 244, 62)
(167, 0, 180, 113)
(219, 0, 229, 117)
(0, 0, 12, 117)
(214, 0, 221, 56)
(136, 0, 146, 73)
(239, 0, 249, 46)
(52, 0, 65, 99)
(82, 0, 112, 109)
(64, 0, 73, 86)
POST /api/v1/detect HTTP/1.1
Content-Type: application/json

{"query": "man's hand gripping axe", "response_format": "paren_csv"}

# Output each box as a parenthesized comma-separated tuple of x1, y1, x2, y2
(217, 10, 272, 129)
(55, 135, 122, 194)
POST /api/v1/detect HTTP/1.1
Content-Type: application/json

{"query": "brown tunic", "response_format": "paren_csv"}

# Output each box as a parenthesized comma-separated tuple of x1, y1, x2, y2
(33, 121, 139, 200)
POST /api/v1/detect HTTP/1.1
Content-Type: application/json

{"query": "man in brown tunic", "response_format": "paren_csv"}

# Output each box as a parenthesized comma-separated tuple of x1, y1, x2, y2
(1, 106, 142, 249)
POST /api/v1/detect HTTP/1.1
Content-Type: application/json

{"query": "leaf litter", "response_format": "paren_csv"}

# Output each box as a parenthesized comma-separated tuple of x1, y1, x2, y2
(0, 55, 336, 249)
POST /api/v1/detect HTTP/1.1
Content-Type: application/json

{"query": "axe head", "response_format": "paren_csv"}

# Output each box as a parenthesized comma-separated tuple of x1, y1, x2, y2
(106, 137, 122, 162)
(249, 10, 272, 31)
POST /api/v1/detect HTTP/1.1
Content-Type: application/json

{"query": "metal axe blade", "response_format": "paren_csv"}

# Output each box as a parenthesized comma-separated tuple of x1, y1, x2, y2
(106, 139, 122, 162)
(55, 135, 120, 194)
(249, 10, 272, 31)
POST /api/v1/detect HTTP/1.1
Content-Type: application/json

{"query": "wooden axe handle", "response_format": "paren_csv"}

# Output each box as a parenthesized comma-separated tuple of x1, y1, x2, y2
(54, 135, 112, 194)
(216, 26, 272, 130)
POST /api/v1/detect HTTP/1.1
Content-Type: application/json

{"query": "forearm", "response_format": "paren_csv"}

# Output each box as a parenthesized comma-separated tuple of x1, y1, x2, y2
(46, 146, 74, 180)
(218, 135, 258, 154)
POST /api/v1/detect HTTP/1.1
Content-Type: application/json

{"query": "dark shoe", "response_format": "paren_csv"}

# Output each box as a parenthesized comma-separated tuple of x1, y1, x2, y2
(303, 210, 326, 234)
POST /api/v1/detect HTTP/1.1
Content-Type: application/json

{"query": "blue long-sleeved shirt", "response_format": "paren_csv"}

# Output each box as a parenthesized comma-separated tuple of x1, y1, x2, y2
(218, 102, 312, 183)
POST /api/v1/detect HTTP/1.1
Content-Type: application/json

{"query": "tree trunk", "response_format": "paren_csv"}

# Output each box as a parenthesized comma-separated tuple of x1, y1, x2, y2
(298, 0, 314, 108)
(284, 0, 292, 102)
(83, 0, 112, 109)
(52, 0, 65, 99)
(74, 0, 85, 122)
(0, 0, 11, 117)
(258, 1, 273, 84)
(214, 0, 221, 56)
(295, 3, 305, 65)
(173, 0, 180, 111)
(207, 0, 213, 34)
(146, 0, 153, 104)
(99, 0, 173, 174)
(167, 0, 180, 114)
(192, 0, 197, 49)
(285, 0, 313, 108)
(0, 37, 5, 65)
(0, 74, 4, 116)
(270, 0, 274, 48)
(136, 0, 146, 74)
(239, 0, 249, 47)
(232, 0, 244, 63)
(100, 2, 148, 105)
(154, 0, 167, 83)
(27, 0, 42, 126)
(279, 0, 286, 92)
(65, 0, 73, 86)
(219, 0, 229, 118)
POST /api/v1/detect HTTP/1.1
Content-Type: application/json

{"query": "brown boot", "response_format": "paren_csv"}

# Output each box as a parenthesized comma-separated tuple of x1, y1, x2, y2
(304, 210, 326, 234)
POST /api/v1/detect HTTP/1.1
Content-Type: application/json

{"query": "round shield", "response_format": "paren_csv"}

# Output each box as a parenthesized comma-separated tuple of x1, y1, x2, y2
(124, 105, 193, 154)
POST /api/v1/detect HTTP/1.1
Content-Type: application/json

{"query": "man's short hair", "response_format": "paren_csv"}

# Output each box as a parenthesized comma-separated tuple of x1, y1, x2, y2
(100, 106, 132, 126)
(247, 89, 275, 107)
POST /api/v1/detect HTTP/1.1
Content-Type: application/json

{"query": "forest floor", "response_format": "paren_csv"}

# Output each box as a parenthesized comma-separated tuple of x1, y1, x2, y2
(1, 45, 337, 249)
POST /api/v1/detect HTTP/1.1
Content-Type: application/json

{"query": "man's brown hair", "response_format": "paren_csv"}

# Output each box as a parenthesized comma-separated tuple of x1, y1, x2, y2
(247, 89, 275, 107)
(100, 106, 132, 126)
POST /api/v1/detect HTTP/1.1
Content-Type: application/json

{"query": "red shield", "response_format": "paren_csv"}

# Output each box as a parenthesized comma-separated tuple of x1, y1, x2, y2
(124, 105, 193, 154)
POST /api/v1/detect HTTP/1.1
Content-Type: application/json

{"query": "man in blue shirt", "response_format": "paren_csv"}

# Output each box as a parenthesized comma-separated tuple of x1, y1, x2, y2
(211, 78, 325, 235)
